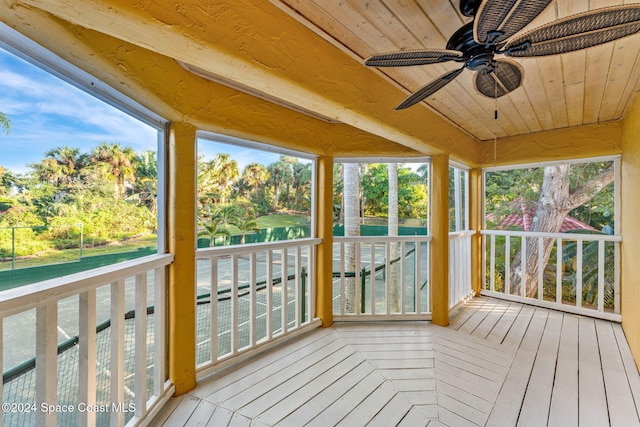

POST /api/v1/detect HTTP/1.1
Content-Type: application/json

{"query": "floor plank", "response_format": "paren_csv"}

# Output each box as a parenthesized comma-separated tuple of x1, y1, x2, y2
(596, 319, 640, 426)
(517, 310, 563, 426)
(486, 309, 548, 426)
(578, 317, 609, 427)
(548, 314, 579, 427)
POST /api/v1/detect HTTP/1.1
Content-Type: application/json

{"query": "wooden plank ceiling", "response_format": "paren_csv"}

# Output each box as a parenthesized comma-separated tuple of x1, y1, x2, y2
(270, 0, 640, 141)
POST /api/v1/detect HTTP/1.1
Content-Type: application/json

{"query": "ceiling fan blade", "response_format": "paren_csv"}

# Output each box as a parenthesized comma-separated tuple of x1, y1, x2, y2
(474, 59, 523, 98)
(475, 0, 553, 44)
(396, 67, 464, 110)
(504, 5, 640, 57)
(365, 49, 462, 67)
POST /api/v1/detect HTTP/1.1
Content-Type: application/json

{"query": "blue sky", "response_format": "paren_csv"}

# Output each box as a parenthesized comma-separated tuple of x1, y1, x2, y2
(0, 47, 293, 175)
(0, 47, 160, 174)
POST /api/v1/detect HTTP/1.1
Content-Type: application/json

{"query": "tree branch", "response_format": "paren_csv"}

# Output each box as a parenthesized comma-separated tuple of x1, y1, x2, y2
(566, 164, 614, 211)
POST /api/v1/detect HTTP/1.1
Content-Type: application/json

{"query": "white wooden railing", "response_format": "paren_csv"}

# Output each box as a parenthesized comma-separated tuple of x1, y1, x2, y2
(332, 235, 431, 320)
(0, 254, 174, 427)
(195, 238, 321, 377)
(482, 229, 621, 321)
(449, 230, 475, 310)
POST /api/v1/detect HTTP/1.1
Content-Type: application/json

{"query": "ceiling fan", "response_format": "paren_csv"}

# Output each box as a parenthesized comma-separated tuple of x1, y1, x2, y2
(364, 0, 640, 110)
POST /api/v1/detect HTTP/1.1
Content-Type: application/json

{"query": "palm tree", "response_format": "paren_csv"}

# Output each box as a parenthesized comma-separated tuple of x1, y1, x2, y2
(240, 162, 270, 202)
(232, 216, 260, 244)
(91, 143, 136, 199)
(0, 112, 10, 135)
(198, 207, 231, 247)
(198, 154, 239, 205)
(388, 163, 400, 312)
(132, 150, 158, 212)
(343, 162, 360, 313)
(32, 146, 88, 190)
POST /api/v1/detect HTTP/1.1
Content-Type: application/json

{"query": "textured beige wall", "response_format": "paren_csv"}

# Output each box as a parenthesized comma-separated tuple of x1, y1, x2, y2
(621, 96, 640, 368)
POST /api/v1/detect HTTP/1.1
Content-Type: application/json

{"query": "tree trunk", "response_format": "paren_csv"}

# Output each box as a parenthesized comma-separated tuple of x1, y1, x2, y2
(388, 163, 400, 312)
(343, 163, 360, 313)
(510, 163, 614, 297)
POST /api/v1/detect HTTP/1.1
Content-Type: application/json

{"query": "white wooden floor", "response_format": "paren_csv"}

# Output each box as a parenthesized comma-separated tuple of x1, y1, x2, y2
(151, 297, 640, 426)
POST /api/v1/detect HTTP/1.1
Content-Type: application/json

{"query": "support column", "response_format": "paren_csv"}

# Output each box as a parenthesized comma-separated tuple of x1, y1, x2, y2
(430, 154, 449, 326)
(168, 122, 197, 395)
(621, 96, 640, 367)
(315, 155, 334, 327)
(469, 168, 483, 296)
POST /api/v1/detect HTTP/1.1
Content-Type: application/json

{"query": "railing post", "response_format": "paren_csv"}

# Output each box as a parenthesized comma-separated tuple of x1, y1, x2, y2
(361, 267, 367, 313)
(35, 302, 57, 427)
(301, 266, 307, 324)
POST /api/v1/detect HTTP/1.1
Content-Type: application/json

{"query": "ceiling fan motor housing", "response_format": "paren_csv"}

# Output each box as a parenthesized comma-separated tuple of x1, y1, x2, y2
(446, 22, 496, 72)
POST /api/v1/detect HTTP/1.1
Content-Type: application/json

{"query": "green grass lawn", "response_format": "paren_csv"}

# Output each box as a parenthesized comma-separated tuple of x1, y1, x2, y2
(0, 235, 158, 271)
(255, 213, 309, 228)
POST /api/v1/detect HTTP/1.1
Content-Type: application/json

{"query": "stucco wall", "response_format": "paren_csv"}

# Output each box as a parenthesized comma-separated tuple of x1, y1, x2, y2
(621, 96, 640, 368)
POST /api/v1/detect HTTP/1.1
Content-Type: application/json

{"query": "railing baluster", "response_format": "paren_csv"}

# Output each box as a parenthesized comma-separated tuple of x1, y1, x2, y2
(537, 237, 544, 301)
(415, 241, 421, 314)
(154, 265, 166, 396)
(385, 241, 391, 315)
(110, 279, 125, 427)
(576, 240, 583, 309)
(78, 290, 96, 427)
(294, 246, 301, 329)
(134, 272, 148, 418)
(598, 240, 605, 313)
(490, 234, 496, 292)
(266, 250, 273, 339)
(370, 242, 375, 315)
(615, 242, 621, 314)
(210, 257, 218, 362)
(36, 302, 57, 427)
(401, 241, 407, 314)
(308, 244, 316, 323)
(339, 242, 345, 316)
(282, 248, 289, 331)
(250, 251, 257, 347)
(231, 254, 239, 353)
(505, 236, 511, 295)
(556, 238, 563, 304)
(521, 236, 527, 298)
(354, 243, 361, 315)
